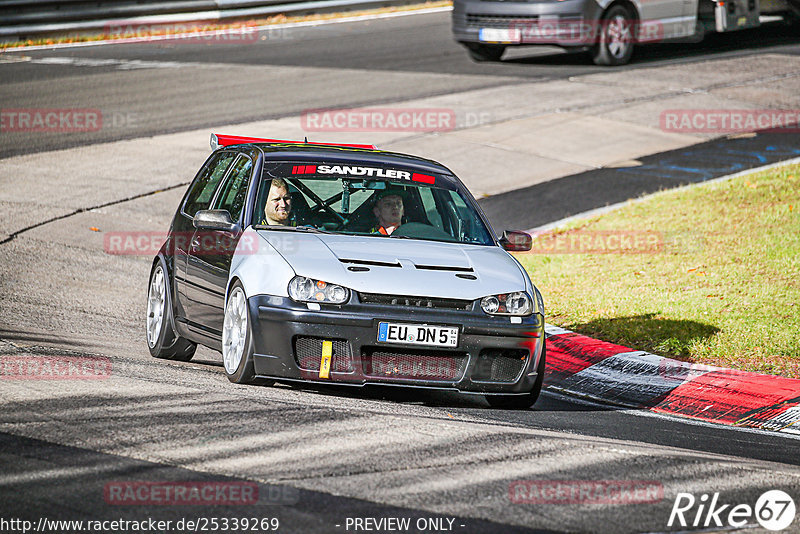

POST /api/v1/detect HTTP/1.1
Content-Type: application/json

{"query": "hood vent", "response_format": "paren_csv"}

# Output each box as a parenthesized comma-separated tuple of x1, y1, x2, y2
(415, 264, 474, 272)
(339, 258, 401, 268)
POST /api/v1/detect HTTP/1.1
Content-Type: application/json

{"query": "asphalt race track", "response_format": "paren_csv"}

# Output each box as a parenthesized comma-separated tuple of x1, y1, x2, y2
(2, 10, 800, 534)
(2, 11, 800, 157)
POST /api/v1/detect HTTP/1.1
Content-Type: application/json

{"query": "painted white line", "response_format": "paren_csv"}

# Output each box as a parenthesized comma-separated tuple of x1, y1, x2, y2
(526, 156, 800, 235)
(0, 6, 452, 54)
(15, 57, 200, 69)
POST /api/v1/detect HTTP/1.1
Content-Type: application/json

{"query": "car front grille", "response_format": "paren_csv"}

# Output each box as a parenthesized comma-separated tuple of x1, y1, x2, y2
(465, 13, 583, 28)
(294, 337, 354, 373)
(358, 292, 472, 311)
(466, 14, 539, 28)
(362, 347, 467, 381)
(473, 349, 529, 382)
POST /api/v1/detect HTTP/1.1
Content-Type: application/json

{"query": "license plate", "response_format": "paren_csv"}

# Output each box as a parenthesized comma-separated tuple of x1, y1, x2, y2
(377, 322, 459, 348)
(479, 28, 521, 43)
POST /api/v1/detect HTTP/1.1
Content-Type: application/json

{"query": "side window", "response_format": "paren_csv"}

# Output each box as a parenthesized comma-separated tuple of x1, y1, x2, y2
(182, 152, 236, 218)
(212, 155, 253, 222)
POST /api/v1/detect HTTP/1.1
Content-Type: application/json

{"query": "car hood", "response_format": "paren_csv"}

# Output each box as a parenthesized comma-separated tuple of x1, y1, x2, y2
(256, 231, 529, 300)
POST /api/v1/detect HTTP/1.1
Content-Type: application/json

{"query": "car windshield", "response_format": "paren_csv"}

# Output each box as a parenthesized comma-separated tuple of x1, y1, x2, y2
(254, 161, 494, 245)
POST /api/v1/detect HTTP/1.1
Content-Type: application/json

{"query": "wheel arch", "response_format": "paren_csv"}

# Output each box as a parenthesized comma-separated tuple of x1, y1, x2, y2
(225, 276, 243, 307)
(601, 0, 641, 23)
(227, 228, 297, 303)
(150, 253, 180, 335)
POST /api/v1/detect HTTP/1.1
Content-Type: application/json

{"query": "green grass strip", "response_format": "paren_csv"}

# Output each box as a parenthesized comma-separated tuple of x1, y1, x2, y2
(517, 163, 800, 377)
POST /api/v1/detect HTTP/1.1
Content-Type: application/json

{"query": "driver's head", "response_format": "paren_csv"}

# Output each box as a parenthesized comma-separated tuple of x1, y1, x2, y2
(264, 178, 292, 225)
(373, 191, 404, 230)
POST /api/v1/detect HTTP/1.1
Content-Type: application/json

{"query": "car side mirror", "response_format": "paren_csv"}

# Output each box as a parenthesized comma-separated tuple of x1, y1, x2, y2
(193, 209, 237, 232)
(499, 230, 532, 252)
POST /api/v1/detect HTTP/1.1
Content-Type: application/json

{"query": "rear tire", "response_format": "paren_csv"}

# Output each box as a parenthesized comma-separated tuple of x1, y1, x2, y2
(146, 260, 196, 361)
(465, 43, 506, 62)
(591, 5, 636, 66)
(486, 343, 546, 410)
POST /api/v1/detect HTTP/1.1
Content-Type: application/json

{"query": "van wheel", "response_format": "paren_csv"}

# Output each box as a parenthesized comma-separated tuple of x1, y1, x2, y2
(592, 5, 636, 66)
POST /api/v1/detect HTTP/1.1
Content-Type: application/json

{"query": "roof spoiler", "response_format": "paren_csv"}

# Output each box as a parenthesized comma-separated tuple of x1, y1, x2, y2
(210, 133, 376, 151)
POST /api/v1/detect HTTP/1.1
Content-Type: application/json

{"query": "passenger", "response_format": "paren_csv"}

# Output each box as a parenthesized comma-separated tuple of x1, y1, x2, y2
(371, 188, 405, 235)
(262, 178, 293, 226)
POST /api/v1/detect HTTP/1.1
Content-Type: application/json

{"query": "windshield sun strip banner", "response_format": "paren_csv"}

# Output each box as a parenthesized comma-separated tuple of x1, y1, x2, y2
(288, 163, 437, 185)
(411, 173, 435, 184)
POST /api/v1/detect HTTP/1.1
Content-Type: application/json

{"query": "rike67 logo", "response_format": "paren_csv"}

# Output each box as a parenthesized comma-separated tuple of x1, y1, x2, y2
(669, 490, 796, 531)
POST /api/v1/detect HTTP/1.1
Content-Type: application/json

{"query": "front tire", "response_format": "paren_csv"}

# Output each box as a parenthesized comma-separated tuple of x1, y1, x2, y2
(591, 5, 636, 66)
(146, 260, 196, 361)
(222, 281, 258, 384)
(486, 343, 546, 410)
(465, 43, 506, 62)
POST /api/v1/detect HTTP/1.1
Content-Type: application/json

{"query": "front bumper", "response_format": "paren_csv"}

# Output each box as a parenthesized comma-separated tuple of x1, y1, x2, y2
(452, 0, 603, 48)
(249, 295, 544, 394)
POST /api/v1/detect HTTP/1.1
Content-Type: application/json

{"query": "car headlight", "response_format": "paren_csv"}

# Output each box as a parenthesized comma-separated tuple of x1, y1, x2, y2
(288, 276, 349, 304)
(480, 291, 532, 316)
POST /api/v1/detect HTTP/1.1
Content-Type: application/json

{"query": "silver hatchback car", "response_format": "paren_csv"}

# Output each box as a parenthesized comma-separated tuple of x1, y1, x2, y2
(146, 134, 546, 409)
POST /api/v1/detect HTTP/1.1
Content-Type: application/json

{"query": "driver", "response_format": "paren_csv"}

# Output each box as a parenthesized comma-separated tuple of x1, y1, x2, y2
(371, 188, 405, 235)
(262, 178, 294, 226)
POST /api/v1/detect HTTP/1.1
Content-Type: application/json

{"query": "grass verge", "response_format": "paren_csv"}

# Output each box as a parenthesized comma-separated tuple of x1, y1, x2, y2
(516, 163, 800, 378)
